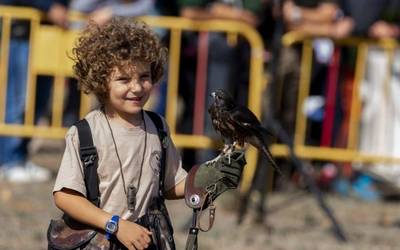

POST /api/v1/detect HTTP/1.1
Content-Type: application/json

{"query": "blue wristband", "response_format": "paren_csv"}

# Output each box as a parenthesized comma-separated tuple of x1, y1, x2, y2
(105, 215, 120, 240)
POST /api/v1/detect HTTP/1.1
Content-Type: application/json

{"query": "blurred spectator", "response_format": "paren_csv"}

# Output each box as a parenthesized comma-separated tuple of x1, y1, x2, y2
(259, 0, 353, 194)
(343, 0, 400, 39)
(283, 0, 353, 39)
(69, 0, 156, 26)
(177, 0, 265, 166)
(271, 0, 353, 142)
(0, 0, 69, 183)
(178, 0, 264, 104)
(148, 1, 181, 116)
(347, 0, 400, 190)
(180, 1, 261, 26)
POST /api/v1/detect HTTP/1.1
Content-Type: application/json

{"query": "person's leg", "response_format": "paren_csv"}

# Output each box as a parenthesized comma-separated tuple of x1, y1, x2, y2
(0, 39, 51, 182)
(35, 75, 53, 122)
(197, 33, 237, 162)
(0, 39, 29, 167)
(63, 78, 81, 126)
(205, 33, 237, 135)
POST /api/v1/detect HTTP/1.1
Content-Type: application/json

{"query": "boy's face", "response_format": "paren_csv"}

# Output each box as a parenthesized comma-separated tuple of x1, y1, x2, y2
(107, 61, 153, 118)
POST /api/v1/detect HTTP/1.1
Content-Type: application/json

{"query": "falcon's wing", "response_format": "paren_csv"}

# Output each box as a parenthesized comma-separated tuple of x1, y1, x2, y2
(230, 105, 274, 138)
(230, 105, 261, 126)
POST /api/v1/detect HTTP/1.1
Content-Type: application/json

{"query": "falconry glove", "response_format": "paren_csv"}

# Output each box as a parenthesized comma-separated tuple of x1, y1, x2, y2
(185, 150, 247, 210)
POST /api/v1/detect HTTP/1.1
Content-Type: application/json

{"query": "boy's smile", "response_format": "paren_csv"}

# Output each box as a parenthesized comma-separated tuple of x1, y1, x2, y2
(106, 61, 154, 125)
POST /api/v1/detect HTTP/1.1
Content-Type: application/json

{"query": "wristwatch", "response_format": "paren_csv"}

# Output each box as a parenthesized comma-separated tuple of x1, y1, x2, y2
(105, 215, 120, 240)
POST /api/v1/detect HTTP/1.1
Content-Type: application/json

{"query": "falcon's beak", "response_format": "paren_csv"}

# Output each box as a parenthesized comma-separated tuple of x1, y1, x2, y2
(210, 92, 216, 98)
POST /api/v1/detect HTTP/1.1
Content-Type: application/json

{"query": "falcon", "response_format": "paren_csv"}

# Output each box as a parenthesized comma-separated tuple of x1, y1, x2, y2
(208, 89, 281, 174)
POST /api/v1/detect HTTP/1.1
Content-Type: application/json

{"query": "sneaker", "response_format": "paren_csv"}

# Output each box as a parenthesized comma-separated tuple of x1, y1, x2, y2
(3, 162, 51, 183)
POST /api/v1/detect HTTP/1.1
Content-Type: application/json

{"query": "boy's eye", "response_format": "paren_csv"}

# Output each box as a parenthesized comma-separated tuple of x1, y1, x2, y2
(140, 73, 151, 82)
(115, 76, 130, 82)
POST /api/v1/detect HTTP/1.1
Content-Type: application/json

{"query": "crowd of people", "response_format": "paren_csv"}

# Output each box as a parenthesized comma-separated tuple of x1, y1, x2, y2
(0, 0, 399, 188)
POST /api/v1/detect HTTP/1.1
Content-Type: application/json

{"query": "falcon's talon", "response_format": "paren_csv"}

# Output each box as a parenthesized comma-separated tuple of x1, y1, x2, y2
(206, 152, 225, 166)
(227, 145, 235, 164)
(221, 144, 232, 154)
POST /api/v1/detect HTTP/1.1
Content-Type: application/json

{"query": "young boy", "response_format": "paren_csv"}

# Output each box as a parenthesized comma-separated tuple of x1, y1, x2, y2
(52, 18, 245, 250)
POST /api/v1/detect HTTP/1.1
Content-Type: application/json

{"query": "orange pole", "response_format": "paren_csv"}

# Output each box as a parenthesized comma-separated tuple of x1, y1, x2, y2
(321, 48, 340, 146)
(193, 32, 209, 135)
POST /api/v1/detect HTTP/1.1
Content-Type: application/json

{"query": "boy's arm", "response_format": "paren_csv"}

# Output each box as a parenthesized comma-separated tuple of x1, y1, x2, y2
(54, 188, 153, 249)
(163, 152, 246, 202)
(283, 1, 339, 25)
(165, 179, 186, 200)
(54, 188, 110, 229)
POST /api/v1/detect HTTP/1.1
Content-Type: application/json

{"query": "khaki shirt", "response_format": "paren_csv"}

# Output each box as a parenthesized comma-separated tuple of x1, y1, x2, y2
(53, 109, 187, 220)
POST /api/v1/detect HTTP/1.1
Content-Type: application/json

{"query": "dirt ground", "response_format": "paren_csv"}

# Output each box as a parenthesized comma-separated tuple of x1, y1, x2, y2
(1, 139, 400, 250)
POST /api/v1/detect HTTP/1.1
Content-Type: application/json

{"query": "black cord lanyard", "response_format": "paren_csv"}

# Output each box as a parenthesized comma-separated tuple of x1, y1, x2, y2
(103, 109, 147, 211)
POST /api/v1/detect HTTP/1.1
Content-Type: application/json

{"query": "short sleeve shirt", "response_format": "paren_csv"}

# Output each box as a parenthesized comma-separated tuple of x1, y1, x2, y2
(53, 109, 187, 221)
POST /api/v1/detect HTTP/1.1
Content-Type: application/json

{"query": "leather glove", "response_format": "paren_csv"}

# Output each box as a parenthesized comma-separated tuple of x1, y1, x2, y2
(184, 150, 247, 209)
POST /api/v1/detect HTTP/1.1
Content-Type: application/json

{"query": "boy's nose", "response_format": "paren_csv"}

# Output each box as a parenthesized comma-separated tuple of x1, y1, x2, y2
(128, 80, 143, 92)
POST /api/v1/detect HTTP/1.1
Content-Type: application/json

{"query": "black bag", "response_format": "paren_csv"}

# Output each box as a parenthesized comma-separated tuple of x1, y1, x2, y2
(47, 111, 175, 250)
(48, 119, 101, 250)
(146, 197, 175, 250)
(47, 217, 98, 250)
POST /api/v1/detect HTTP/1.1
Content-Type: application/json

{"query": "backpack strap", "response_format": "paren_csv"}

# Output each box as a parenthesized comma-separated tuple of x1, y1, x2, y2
(145, 110, 168, 199)
(74, 119, 100, 207)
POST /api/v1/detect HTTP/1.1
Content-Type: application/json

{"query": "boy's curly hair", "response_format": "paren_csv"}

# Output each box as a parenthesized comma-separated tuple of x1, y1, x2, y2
(72, 18, 167, 104)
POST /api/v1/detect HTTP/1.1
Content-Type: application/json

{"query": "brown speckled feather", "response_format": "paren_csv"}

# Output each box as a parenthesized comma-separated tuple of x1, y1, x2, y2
(208, 89, 281, 174)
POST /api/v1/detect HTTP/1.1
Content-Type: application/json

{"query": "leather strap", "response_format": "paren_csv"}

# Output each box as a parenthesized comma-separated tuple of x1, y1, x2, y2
(198, 204, 216, 232)
(75, 119, 100, 207)
(145, 110, 168, 199)
(74, 111, 168, 208)
(184, 165, 209, 209)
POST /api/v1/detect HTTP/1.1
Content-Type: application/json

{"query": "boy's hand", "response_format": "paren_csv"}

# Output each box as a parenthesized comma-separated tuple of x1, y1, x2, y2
(116, 220, 152, 250)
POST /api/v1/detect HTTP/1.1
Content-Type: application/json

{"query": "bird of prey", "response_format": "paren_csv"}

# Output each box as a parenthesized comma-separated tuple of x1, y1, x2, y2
(208, 89, 281, 174)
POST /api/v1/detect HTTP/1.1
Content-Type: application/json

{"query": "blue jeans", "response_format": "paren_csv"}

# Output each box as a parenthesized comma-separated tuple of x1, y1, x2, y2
(0, 39, 29, 167)
(0, 39, 52, 167)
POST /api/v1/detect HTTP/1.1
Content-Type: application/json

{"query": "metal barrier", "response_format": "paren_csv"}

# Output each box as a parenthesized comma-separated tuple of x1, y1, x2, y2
(139, 16, 265, 192)
(274, 31, 400, 165)
(0, 7, 266, 192)
(3, 6, 400, 194)
(0, 6, 88, 138)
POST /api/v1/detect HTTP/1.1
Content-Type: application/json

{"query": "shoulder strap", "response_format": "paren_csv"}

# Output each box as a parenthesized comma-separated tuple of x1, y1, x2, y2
(74, 119, 100, 207)
(145, 110, 168, 198)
